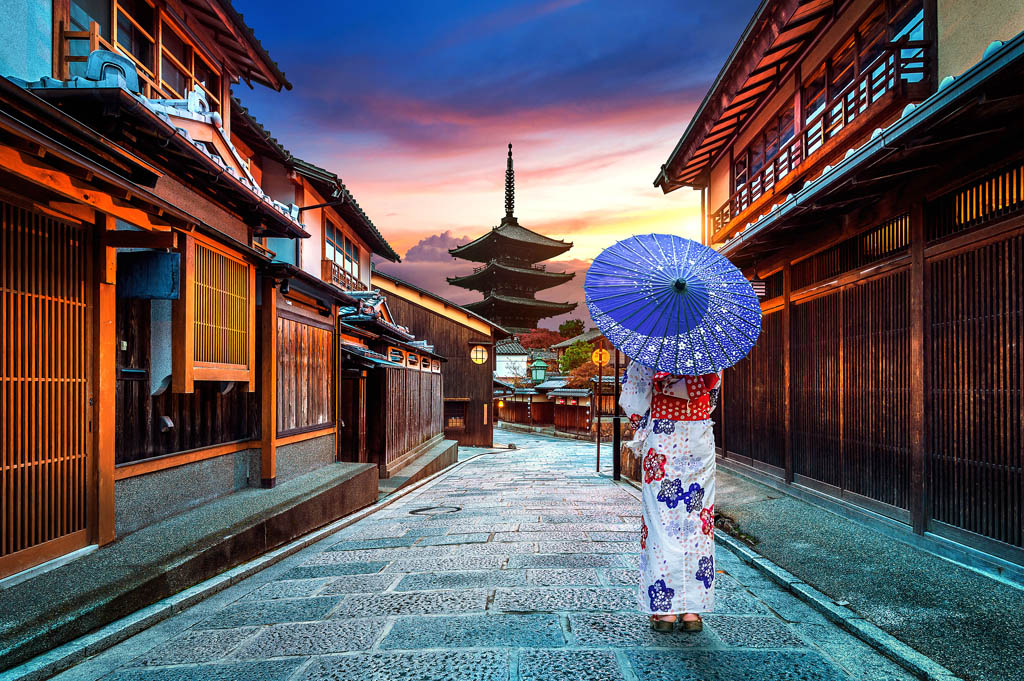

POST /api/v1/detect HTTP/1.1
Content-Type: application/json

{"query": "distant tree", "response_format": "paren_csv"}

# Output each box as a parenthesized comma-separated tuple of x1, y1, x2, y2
(567, 360, 626, 388)
(558, 319, 585, 338)
(519, 329, 565, 349)
(559, 341, 594, 373)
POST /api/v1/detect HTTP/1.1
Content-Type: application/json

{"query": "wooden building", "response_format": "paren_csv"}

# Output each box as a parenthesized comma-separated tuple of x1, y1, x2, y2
(372, 269, 510, 447)
(337, 294, 450, 479)
(0, 0, 419, 584)
(448, 145, 576, 332)
(656, 0, 1024, 565)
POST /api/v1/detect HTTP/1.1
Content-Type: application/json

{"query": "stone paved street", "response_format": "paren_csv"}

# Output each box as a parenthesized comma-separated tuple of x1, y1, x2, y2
(53, 431, 916, 681)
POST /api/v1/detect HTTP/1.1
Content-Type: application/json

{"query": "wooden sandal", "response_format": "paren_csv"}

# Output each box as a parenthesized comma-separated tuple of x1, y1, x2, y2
(680, 614, 703, 632)
(649, 615, 675, 632)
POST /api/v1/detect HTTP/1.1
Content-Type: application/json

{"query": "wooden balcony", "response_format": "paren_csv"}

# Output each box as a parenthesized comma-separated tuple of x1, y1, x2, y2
(711, 40, 931, 243)
(322, 259, 368, 292)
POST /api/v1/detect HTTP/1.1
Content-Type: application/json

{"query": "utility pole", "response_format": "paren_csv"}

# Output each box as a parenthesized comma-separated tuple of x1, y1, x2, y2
(613, 348, 621, 481)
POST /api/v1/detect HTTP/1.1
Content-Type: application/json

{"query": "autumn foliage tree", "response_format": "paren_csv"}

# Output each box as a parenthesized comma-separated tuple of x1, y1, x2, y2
(518, 329, 565, 349)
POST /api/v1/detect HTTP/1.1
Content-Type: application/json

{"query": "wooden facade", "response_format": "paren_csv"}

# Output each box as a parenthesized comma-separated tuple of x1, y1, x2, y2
(0, 0, 410, 582)
(657, 0, 1024, 562)
(367, 367, 443, 477)
(372, 271, 509, 447)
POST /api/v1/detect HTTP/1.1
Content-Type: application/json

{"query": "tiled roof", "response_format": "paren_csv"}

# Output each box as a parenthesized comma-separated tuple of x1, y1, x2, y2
(550, 329, 603, 349)
(496, 338, 528, 355)
(463, 293, 577, 312)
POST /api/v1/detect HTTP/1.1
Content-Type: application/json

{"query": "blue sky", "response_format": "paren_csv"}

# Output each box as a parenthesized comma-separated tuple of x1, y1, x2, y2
(236, 0, 754, 327)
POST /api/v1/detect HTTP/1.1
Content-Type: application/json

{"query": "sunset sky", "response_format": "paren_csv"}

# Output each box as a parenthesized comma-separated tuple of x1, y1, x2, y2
(237, 0, 754, 329)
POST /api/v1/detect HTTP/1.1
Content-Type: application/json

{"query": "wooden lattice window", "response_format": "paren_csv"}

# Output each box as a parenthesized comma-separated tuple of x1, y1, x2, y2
(173, 236, 255, 392)
(444, 401, 467, 429)
(928, 162, 1024, 242)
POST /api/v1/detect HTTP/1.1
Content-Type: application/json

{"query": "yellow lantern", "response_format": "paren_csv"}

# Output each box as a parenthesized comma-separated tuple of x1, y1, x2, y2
(497, 399, 505, 408)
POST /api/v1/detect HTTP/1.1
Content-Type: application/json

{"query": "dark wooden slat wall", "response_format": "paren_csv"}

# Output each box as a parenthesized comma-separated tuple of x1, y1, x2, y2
(276, 316, 333, 435)
(381, 295, 494, 446)
(369, 367, 442, 467)
(554, 405, 591, 435)
(115, 297, 259, 465)
(718, 163, 1024, 557)
(928, 235, 1023, 549)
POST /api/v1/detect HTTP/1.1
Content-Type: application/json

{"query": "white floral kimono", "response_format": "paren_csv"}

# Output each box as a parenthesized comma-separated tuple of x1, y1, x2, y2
(619, 361, 721, 615)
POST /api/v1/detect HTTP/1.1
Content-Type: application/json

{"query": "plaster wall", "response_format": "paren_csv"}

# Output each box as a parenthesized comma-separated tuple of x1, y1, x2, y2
(708, 149, 732, 217)
(0, 0, 52, 82)
(937, 0, 1024, 79)
(114, 448, 260, 536)
(276, 434, 336, 483)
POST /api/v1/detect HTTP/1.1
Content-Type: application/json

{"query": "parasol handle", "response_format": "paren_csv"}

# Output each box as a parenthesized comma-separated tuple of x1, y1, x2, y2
(673, 278, 688, 292)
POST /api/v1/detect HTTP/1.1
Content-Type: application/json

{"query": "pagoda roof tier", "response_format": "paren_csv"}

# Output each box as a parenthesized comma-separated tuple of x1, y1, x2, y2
(447, 260, 575, 292)
(449, 217, 572, 264)
(462, 293, 577, 319)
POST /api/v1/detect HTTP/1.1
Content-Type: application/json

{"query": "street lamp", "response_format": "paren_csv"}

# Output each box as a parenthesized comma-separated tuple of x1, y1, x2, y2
(530, 359, 548, 383)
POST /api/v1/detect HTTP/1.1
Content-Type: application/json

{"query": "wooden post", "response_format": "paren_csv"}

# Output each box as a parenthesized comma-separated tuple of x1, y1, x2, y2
(909, 201, 928, 534)
(783, 264, 794, 483)
(172, 235, 195, 393)
(260, 277, 277, 487)
(94, 215, 116, 545)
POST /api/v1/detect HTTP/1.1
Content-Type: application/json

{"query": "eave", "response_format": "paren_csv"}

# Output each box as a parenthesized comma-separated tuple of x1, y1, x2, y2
(447, 260, 575, 292)
(720, 33, 1024, 268)
(449, 221, 572, 264)
(292, 159, 400, 262)
(20, 85, 308, 239)
(655, 0, 833, 192)
(463, 293, 578, 315)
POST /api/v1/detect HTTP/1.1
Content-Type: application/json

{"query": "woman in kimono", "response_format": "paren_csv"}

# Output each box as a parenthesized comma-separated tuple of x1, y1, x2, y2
(619, 361, 721, 632)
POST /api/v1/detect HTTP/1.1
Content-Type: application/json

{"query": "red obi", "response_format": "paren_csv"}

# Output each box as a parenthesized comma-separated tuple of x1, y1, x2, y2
(650, 373, 720, 422)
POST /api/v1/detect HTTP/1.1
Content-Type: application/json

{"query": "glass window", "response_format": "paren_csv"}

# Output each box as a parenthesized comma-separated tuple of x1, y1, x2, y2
(803, 67, 827, 123)
(193, 56, 220, 97)
(117, 0, 156, 72)
(733, 156, 747, 191)
(830, 39, 856, 97)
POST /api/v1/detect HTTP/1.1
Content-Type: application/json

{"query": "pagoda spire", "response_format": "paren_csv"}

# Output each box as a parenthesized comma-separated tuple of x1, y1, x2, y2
(505, 143, 515, 219)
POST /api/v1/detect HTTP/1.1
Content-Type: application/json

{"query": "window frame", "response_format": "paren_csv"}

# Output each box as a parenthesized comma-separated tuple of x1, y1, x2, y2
(172, 233, 256, 393)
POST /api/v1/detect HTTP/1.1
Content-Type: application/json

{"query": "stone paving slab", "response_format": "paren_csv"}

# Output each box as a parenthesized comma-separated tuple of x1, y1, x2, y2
(48, 430, 930, 681)
(299, 651, 511, 681)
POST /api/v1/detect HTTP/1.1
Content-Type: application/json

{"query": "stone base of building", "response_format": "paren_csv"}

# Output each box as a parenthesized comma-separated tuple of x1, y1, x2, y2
(0, 462, 378, 673)
(378, 437, 459, 496)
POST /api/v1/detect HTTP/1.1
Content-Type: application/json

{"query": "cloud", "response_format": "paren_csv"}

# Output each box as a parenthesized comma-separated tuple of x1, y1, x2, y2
(403, 231, 472, 261)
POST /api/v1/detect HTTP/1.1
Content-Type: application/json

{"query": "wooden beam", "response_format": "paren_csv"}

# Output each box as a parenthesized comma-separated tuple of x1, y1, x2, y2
(0, 144, 174, 231)
(260, 276, 278, 487)
(94, 215, 117, 545)
(104, 230, 178, 249)
(45, 201, 95, 224)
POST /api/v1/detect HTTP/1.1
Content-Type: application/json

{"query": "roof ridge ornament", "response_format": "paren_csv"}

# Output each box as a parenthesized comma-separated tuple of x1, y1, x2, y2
(505, 143, 515, 219)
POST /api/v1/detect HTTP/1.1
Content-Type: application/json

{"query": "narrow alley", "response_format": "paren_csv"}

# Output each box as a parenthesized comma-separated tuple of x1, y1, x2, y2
(49, 432, 915, 681)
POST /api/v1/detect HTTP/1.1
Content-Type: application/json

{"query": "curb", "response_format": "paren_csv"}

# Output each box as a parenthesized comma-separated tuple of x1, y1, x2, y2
(613, 475, 961, 681)
(713, 531, 963, 681)
(0, 451, 494, 681)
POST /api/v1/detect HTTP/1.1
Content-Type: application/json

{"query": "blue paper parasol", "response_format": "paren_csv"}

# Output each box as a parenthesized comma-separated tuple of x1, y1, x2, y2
(585, 234, 761, 375)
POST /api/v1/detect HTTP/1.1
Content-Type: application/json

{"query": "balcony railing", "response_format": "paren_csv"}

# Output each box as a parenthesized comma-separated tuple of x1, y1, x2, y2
(322, 259, 368, 292)
(711, 40, 930, 237)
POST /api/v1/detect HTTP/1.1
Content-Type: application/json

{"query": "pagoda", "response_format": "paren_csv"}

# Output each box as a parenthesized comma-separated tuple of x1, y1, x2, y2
(448, 144, 577, 332)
